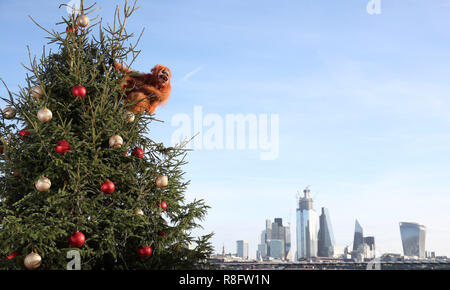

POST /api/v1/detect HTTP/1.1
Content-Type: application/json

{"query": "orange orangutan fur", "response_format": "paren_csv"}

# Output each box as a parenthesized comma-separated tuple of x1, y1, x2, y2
(115, 63, 172, 114)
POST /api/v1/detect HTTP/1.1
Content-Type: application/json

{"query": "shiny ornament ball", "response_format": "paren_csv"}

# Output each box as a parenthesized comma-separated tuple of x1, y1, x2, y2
(76, 14, 90, 28)
(55, 145, 69, 155)
(19, 128, 30, 140)
(31, 86, 43, 98)
(37, 108, 53, 122)
(2, 107, 16, 119)
(66, 25, 78, 35)
(138, 246, 152, 258)
(158, 201, 168, 211)
(35, 177, 51, 192)
(6, 251, 20, 260)
(69, 232, 86, 248)
(125, 110, 135, 123)
(72, 85, 87, 98)
(109, 135, 123, 148)
(134, 209, 144, 216)
(155, 175, 168, 188)
(24, 252, 42, 270)
(57, 140, 71, 149)
(55, 146, 65, 155)
(157, 231, 167, 238)
(101, 180, 115, 194)
(56, 140, 70, 155)
(132, 147, 144, 159)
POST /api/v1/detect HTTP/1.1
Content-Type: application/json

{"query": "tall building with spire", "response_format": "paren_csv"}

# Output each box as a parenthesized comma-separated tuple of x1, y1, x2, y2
(318, 207, 336, 257)
(296, 187, 319, 259)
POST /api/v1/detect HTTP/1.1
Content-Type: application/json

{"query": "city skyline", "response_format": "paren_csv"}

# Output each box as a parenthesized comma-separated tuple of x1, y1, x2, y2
(1, 0, 450, 259)
(223, 187, 438, 260)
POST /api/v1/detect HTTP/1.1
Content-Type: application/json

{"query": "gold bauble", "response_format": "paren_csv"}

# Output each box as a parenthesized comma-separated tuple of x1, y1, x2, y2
(35, 177, 51, 192)
(24, 252, 42, 270)
(155, 175, 168, 188)
(37, 108, 53, 123)
(76, 14, 90, 28)
(109, 135, 123, 148)
(125, 110, 135, 123)
(2, 107, 16, 119)
(134, 209, 144, 216)
(31, 86, 43, 99)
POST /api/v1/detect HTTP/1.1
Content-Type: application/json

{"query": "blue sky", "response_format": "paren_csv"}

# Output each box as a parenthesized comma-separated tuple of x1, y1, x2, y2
(1, 0, 450, 258)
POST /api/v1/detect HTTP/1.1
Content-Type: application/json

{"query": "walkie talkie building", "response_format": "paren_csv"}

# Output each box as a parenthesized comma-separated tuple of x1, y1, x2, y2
(400, 222, 426, 258)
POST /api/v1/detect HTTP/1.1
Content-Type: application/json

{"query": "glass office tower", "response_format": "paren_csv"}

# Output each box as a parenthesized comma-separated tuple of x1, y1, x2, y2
(318, 207, 336, 257)
(399, 222, 426, 258)
(236, 240, 249, 260)
(296, 187, 319, 259)
(352, 219, 364, 252)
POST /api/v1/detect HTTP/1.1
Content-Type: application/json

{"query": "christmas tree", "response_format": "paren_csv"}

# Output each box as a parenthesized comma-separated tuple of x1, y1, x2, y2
(0, 0, 212, 270)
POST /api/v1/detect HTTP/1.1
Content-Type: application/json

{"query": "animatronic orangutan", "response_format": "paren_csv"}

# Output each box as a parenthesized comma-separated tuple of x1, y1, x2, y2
(114, 62, 172, 114)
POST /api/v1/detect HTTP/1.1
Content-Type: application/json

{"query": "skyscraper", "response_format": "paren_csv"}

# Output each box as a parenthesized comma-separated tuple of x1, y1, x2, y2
(258, 218, 291, 260)
(257, 243, 267, 260)
(351, 220, 376, 261)
(284, 225, 291, 260)
(399, 222, 426, 258)
(352, 219, 364, 252)
(364, 237, 375, 252)
(236, 240, 249, 260)
(265, 219, 272, 241)
(363, 236, 376, 259)
(318, 207, 336, 257)
(270, 218, 291, 260)
(296, 187, 319, 259)
(267, 240, 284, 259)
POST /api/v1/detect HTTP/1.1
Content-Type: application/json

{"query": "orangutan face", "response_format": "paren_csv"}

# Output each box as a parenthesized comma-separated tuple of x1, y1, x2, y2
(158, 68, 170, 85)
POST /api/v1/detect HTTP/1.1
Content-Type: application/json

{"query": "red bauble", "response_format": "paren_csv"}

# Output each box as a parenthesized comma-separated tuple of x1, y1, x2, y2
(56, 146, 66, 155)
(66, 25, 78, 35)
(124, 152, 129, 157)
(72, 85, 87, 98)
(101, 180, 115, 194)
(19, 128, 30, 139)
(157, 231, 167, 238)
(5, 252, 20, 260)
(0, 147, 3, 154)
(138, 246, 152, 258)
(132, 147, 144, 159)
(69, 232, 85, 248)
(157, 201, 168, 211)
(57, 140, 71, 149)
(56, 140, 71, 155)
